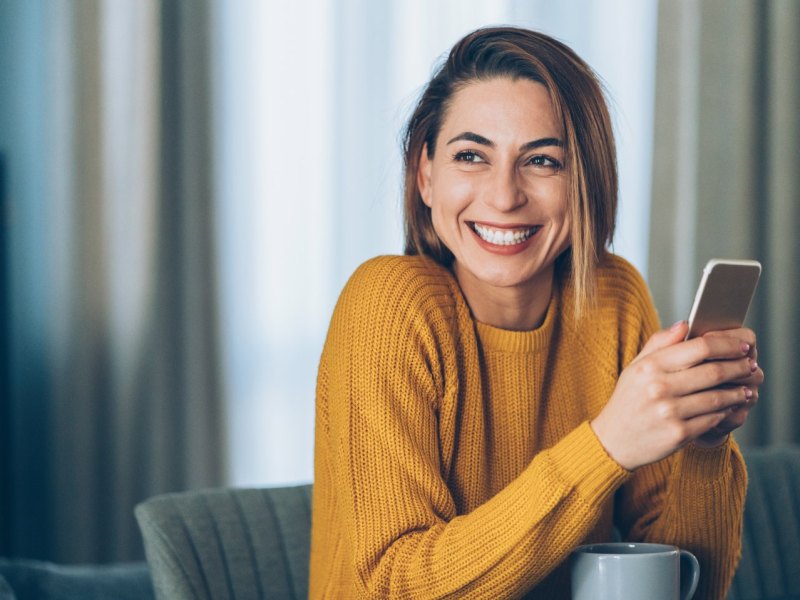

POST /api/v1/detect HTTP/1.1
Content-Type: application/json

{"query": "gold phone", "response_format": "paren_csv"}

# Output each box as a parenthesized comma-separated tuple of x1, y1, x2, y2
(686, 259, 762, 339)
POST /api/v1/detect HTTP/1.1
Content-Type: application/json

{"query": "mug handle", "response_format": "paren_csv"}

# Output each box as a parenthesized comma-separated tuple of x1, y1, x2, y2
(679, 550, 700, 600)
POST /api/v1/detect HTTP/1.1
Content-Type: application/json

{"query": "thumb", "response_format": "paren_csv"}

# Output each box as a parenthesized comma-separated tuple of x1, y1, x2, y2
(636, 320, 688, 361)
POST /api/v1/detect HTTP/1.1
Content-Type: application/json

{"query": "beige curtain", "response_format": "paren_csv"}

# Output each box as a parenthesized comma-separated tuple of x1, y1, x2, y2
(2, 0, 225, 562)
(649, 0, 800, 445)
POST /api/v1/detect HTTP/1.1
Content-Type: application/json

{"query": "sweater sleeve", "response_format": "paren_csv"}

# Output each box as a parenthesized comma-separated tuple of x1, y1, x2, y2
(321, 258, 630, 599)
(613, 263, 748, 600)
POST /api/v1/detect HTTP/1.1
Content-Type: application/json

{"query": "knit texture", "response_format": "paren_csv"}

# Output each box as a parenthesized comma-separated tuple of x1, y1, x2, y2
(309, 254, 746, 599)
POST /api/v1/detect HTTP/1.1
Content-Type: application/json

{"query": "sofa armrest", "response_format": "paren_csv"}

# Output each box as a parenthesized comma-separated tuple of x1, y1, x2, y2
(0, 559, 154, 600)
(728, 445, 800, 600)
(0, 574, 14, 600)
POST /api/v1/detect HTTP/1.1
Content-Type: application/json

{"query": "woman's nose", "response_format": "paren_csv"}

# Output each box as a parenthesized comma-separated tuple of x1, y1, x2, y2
(483, 166, 527, 212)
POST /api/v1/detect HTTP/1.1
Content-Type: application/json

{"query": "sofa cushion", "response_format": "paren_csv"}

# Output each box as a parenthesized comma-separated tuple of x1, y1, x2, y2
(0, 559, 154, 600)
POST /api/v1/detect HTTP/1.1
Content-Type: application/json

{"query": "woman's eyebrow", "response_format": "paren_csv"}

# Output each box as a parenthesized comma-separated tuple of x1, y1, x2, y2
(519, 137, 563, 152)
(446, 132, 563, 152)
(447, 131, 494, 146)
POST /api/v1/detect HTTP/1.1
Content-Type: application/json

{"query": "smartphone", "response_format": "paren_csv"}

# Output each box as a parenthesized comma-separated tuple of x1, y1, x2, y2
(686, 259, 762, 339)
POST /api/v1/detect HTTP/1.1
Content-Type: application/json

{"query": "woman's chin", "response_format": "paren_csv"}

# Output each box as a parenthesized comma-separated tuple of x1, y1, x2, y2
(456, 262, 551, 292)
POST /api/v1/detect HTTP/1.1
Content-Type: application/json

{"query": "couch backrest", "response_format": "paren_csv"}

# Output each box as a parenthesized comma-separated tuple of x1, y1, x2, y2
(135, 484, 312, 600)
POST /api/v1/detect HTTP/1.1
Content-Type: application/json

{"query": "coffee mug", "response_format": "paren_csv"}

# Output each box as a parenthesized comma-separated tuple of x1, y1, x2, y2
(571, 542, 700, 600)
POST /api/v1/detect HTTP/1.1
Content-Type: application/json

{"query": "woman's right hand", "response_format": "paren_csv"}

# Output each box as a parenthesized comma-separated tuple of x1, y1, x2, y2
(591, 321, 756, 471)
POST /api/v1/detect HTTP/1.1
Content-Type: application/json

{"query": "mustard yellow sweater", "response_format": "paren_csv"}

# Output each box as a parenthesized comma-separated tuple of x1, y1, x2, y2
(310, 254, 746, 599)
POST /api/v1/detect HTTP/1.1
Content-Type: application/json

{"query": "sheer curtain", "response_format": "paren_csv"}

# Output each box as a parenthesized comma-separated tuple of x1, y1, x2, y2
(215, 0, 659, 486)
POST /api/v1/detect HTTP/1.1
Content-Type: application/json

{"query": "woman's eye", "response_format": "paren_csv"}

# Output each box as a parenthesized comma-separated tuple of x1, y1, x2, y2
(527, 155, 562, 170)
(453, 150, 485, 164)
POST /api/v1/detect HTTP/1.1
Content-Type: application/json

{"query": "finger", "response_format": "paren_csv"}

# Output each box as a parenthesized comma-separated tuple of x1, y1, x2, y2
(703, 405, 751, 438)
(727, 405, 752, 425)
(668, 358, 754, 395)
(635, 321, 689, 362)
(727, 364, 764, 387)
(671, 386, 751, 420)
(703, 327, 756, 346)
(655, 335, 752, 372)
(744, 388, 759, 408)
(686, 402, 751, 442)
(680, 411, 732, 443)
(704, 328, 757, 359)
(689, 383, 759, 411)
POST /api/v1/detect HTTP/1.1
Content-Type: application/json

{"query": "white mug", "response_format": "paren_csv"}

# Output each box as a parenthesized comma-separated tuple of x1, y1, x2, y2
(571, 542, 700, 600)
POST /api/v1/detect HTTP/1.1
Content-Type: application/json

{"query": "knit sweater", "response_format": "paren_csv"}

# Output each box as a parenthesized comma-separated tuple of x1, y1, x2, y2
(309, 254, 747, 599)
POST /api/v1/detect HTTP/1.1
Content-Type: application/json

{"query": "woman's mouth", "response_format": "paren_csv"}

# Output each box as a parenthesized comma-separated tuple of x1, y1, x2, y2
(469, 222, 541, 246)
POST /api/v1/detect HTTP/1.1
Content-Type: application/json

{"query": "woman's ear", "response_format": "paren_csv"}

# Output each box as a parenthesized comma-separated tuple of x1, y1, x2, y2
(417, 144, 433, 208)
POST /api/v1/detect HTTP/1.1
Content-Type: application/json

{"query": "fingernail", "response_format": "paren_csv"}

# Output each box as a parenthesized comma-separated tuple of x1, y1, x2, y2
(750, 359, 758, 372)
(670, 320, 686, 331)
(744, 387, 753, 399)
(741, 343, 751, 354)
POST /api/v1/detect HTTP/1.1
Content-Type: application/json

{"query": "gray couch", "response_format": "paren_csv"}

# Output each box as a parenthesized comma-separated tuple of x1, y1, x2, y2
(1, 445, 798, 599)
(0, 560, 154, 600)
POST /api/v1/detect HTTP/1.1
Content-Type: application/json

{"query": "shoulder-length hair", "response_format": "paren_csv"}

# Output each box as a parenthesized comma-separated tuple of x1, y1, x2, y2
(402, 26, 617, 316)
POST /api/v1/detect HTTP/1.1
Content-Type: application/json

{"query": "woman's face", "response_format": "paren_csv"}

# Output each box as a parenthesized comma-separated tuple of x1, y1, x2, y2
(418, 77, 571, 299)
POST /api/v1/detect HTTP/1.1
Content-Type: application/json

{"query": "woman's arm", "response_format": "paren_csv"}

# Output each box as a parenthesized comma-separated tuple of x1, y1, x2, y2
(596, 309, 758, 600)
(586, 261, 760, 600)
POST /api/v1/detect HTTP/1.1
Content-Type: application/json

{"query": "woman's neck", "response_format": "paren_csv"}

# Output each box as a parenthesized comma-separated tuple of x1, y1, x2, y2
(453, 263, 555, 331)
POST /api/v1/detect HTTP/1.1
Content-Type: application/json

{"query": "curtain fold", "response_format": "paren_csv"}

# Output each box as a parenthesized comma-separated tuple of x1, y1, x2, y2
(2, 0, 225, 562)
(649, 0, 800, 446)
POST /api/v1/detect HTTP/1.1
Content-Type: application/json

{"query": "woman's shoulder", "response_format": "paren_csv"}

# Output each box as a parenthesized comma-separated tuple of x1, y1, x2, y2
(336, 254, 459, 323)
(589, 253, 661, 343)
(559, 254, 660, 369)
(345, 254, 454, 298)
(594, 253, 654, 311)
(349, 254, 452, 285)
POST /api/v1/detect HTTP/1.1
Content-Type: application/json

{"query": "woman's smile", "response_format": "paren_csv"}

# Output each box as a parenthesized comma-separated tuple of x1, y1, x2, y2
(467, 221, 542, 254)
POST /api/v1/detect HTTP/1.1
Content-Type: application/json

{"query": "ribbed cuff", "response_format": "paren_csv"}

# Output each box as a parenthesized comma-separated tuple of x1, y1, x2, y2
(681, 437, 733, 481)
(547, 421, 631, 506)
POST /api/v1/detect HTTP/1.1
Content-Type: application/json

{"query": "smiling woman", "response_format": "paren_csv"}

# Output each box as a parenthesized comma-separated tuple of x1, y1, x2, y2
(309, 26, 760, 599)
(214, 0, 660, 493)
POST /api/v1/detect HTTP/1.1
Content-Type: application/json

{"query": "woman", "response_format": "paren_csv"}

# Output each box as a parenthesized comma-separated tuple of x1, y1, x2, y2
(309, 26, 761, 599)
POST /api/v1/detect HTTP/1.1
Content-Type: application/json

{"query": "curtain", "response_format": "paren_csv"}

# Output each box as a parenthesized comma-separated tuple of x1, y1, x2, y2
(649, 0, 800, 445)
(0, 0, 225, 562)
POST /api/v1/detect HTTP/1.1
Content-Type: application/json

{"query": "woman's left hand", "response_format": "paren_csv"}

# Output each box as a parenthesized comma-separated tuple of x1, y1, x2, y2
(693, 327, 764, 447)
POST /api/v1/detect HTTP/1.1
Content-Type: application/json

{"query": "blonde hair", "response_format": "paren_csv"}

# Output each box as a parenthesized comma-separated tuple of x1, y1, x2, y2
(402, 27, 617, 316)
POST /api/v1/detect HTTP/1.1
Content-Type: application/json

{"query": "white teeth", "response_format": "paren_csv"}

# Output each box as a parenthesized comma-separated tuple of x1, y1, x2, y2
(472, 223, 538, 246)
